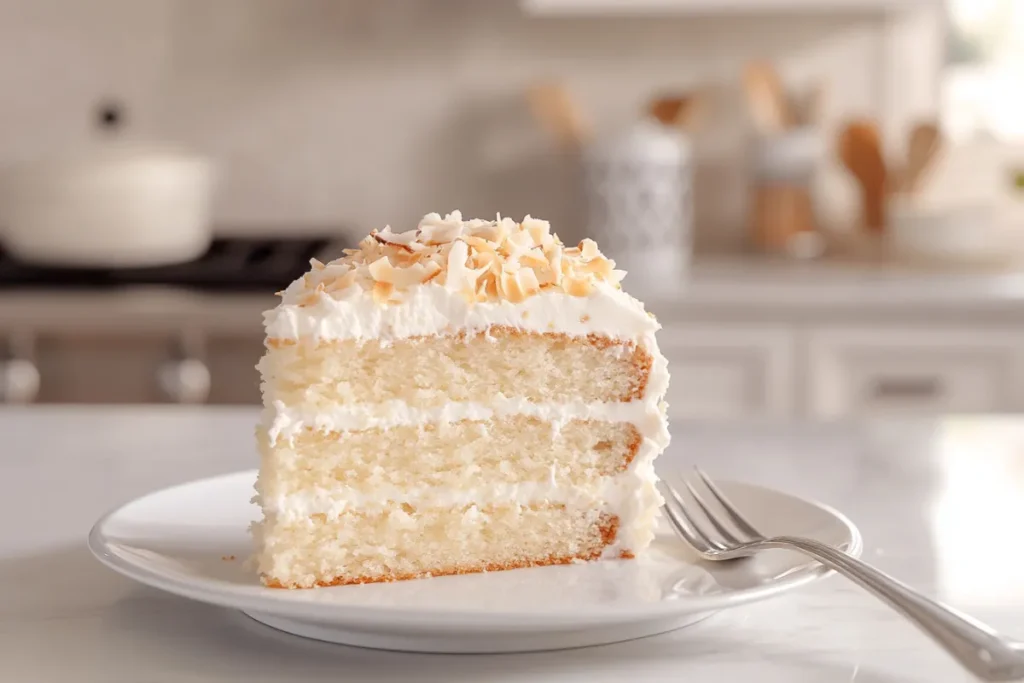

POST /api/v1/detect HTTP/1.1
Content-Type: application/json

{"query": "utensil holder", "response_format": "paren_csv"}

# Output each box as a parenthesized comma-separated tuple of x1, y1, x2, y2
(749, 128, 822, 254)
(751, 183, 816, 252)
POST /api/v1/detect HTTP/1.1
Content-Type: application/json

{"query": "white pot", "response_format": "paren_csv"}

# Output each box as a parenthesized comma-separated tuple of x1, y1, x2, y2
(0, 143, 215, 268)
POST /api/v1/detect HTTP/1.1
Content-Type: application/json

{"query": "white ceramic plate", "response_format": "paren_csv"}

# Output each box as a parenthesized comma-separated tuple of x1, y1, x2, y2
(88, 470, 861, 653)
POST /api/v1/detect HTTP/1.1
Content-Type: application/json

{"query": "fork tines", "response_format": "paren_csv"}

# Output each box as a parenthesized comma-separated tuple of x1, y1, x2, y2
(659, 468, 763, 558)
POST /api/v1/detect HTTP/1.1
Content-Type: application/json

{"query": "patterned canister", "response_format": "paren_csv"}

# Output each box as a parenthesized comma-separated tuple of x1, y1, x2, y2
(582, 119, 693, 286)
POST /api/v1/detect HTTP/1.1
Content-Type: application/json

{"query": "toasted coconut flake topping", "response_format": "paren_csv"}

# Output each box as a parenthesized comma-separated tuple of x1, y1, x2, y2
(282, 211, 625, 306)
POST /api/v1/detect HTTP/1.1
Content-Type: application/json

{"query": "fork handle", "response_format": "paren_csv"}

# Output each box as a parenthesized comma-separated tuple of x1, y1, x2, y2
(768, 536, 1024, 681)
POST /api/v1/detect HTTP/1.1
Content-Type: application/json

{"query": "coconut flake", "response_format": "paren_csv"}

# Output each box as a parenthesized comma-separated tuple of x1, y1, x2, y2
(281, 211, 627, 307)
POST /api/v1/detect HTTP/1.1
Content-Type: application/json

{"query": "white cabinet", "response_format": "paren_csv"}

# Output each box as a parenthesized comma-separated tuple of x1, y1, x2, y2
(663, 318, 1024, 419)
(655, 258, 1024, 419)
(807, 328, 1024, 418)
(659, 324, 795, 419)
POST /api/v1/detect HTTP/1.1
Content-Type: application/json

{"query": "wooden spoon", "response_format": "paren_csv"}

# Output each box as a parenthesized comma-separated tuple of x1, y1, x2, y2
(647, 92, 707, 131)
(838, 120, 888, 233)
(903, 122, 941, 194)
(649, 95, 688, 126)
(526, 83, 591, 149)
(743, 61, 793, 133)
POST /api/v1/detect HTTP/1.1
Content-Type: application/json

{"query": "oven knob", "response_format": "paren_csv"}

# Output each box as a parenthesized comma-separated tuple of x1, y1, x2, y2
(0, 358, 40, 404)
(157, 358, 211, 404)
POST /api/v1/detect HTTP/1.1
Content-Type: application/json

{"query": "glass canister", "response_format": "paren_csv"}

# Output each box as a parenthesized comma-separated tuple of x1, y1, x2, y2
(749, 126, 825, 258)
(582, 119, 693, 287)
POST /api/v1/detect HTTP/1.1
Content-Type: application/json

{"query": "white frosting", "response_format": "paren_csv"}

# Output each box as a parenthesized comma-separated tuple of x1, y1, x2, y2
(264, 397, 669, 447)
(263, 211, 635, 342)
(264, 280, 659, 344)
(263, 463, 659, 518)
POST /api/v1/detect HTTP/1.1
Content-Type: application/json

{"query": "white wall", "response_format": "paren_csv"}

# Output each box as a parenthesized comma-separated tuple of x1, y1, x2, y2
(0, 0, 943, 248)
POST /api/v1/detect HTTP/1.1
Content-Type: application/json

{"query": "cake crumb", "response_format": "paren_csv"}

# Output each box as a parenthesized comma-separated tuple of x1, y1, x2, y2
(580, 314, 591, 323)
(221, 554, 236, 561)
(547, 321, 555, 330)
(521, 311, 529, 319)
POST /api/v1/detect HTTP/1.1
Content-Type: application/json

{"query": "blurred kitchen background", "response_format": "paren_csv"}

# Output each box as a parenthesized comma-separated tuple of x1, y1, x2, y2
(2, 0, 1024, 417)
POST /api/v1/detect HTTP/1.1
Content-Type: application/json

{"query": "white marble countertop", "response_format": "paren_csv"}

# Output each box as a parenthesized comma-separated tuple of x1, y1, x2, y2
(4, 406, 1024, 682)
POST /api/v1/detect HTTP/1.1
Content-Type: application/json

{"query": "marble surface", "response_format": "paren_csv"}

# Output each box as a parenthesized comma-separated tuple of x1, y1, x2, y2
(3, 407, 1024, 681)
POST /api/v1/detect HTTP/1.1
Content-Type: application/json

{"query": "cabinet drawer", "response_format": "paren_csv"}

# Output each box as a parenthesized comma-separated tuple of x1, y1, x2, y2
(659, 325, 794, 419)
(808, 328, 1024, 418)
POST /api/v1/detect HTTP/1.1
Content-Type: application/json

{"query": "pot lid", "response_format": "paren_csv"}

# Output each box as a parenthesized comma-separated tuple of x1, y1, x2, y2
(0, 137, 210, 174)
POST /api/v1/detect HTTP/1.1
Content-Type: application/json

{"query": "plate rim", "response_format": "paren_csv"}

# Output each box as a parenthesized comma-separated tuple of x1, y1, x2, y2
(88, 469, 863, 628)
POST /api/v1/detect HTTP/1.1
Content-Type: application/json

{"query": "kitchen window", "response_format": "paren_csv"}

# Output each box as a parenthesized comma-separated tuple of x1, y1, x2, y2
(943, 0, 1024, 143)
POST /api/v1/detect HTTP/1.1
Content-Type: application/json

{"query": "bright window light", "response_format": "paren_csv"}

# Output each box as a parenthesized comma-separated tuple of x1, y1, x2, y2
(944, 0, 1024, 142)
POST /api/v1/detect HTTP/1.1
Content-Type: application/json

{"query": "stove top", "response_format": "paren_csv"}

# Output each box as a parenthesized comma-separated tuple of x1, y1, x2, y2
(0, 237, 349, 292)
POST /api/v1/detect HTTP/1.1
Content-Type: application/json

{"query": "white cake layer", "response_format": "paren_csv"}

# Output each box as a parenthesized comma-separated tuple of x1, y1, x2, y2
(264, 465, 660, 558)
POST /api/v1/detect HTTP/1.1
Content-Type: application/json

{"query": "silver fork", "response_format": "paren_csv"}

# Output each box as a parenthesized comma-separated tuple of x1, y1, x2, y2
(660, 469, 1024, 682)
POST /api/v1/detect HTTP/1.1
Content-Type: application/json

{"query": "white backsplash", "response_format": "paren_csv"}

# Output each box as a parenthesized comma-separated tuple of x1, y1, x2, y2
(0, 0, 942, 249)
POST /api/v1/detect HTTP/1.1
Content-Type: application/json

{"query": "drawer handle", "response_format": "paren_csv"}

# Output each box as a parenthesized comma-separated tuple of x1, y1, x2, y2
(871, 376, 942, 400)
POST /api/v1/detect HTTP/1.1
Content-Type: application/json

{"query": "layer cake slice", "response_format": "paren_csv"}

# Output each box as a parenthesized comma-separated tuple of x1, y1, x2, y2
(254, 211, 670, 588)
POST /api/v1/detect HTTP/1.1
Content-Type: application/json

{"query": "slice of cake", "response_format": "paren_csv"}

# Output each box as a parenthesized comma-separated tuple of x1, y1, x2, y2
(254, 211, 669, 589)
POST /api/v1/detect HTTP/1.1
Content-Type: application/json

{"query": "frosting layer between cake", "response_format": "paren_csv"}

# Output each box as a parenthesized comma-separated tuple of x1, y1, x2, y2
(263, 397, 668, 446)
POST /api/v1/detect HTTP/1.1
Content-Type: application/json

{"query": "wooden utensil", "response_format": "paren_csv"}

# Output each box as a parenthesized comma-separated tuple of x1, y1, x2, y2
(903, 122, 941, 194)
(526, 83, 591, 149)
(647, 92, 707, 131)
(743, 61, 793, 133)
(838, 120, 888, 233)
(649, 95, 687, 126)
